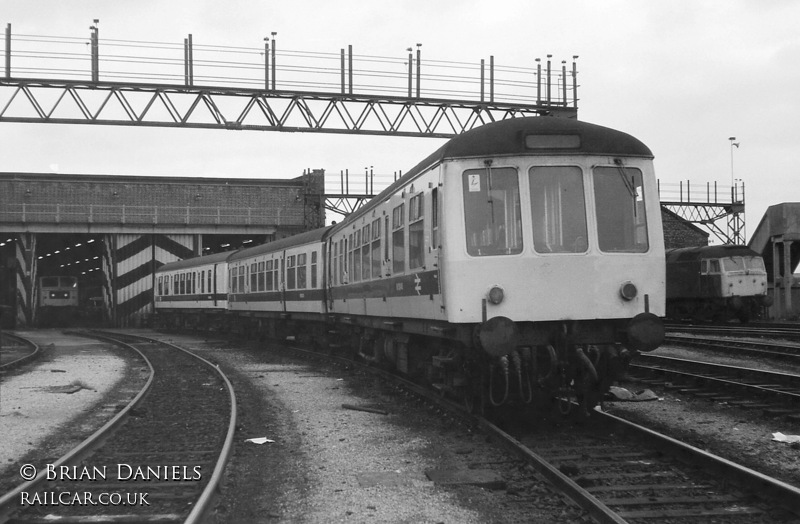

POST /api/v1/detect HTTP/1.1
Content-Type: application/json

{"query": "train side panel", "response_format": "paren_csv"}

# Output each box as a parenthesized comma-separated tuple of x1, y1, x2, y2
(327, 166, 446, 323)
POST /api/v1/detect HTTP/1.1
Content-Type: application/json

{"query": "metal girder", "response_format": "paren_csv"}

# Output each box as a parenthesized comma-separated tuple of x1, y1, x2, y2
(0, 78, 575, 137)
(325, 195, 372, 220)
(661, 202, 745, 245)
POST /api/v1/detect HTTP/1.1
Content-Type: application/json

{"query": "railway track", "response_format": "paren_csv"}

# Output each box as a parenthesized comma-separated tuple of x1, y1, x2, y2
(667, 322, 800, 343)
(159, 330, 800, 524)
(0, 332, 40, 371)
(0, 331, 237, 524)
(498, 410, 800, 523)
(665, 332, 800, 363)
(628, 353, 800, 419)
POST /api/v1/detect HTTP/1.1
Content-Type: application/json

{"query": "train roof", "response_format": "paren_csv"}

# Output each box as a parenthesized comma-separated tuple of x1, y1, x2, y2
(666, 245, 760, 263)
(228, 226, 332, 262)
(156, 250, 236, 273)
(330, 117, 652, 236)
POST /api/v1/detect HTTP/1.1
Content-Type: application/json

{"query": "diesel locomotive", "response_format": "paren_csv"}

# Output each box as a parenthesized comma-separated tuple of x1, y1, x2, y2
(666, 245, 771, 322)
(155, 117, 666, 412)
(37, 275, 79, 326)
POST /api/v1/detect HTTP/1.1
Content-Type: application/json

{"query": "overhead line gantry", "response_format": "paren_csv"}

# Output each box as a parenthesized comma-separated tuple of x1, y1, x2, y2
(1, 22, 578, 137)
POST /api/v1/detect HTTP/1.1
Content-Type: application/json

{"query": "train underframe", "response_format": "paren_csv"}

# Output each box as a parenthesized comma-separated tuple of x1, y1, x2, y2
(155, 308, 656, 415)
(666, 296, 769, 323)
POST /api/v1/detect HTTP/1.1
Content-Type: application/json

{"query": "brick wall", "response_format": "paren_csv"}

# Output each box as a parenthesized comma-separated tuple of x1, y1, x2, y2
(661, 207, 709, 249)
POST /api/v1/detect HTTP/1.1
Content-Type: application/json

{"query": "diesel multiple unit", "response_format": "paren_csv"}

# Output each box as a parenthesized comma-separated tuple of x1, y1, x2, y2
(155, 117, 666, 412)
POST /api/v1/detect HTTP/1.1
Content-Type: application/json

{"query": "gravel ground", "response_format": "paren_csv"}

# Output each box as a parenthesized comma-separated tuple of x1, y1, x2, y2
(0, 330, 140, 480)
(151, 332, 582, 524)
(605, 342, 800, 488)
(5, 328, 800, 522)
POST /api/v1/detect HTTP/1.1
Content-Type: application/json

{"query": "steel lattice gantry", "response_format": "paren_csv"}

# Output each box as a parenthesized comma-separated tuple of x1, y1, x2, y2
(659, 201, 745, 245)
(0, 78, 575, 138)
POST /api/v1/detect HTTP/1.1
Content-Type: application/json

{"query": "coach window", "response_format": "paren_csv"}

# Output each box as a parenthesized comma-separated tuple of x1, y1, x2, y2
(344, 236, 351, 283)
(208, 270, 212, 294)
(249, 263, 257, 292)
(311, 251, 318, 288)
(530, 166, 587, 253)
(593, 166, 648, 253)
(298, 253, 308, 288)
(332, 242, 338, 286)
(339, 239, 346, 284)
(409, 193, 424, 269)
(352, 230, 362, 282)
(238, 266, 246, 293)
(371, 218, 381, 278)
(384, 216, 390, 274)
(174, 275, 179, 295)
(287, 255, 297, 290)
(362, 224, 371, 280)
(431, 188, 439, 249)
(257, 262, 265, 291)
(192, 272, 196, 294)
(463, 166, 522, 256)
(393, 203, 406, 273)
(157, 276, 163, 296)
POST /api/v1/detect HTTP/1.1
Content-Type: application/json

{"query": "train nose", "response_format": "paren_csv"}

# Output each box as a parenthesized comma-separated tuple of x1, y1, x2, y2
(625, 312, 664, 352)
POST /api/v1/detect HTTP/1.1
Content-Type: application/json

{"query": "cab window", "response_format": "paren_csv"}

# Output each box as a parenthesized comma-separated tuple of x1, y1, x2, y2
(593, 166, 648, 252)
(462, 166, 522, 256)
(529, 166, 587, 253)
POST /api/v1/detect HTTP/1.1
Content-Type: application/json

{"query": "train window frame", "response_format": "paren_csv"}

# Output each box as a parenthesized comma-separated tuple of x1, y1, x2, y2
(339, 238, 346, 284)
(462, 166, 523, 256)
(431, 187, 439, 249)
(250, 262, 258, 292)
(593, 165, 649, 253)
(352, 230, 362, 283)
(362, 224, 371, 280)
(332, 241, 338, 286)
(238, 266, 246, 293)
(298, 252, 307, 289)
(258, 261, 265, 291)
(409, 192, 425, 269)
(287, 255, 297, 290)
(345, 235, 351, 283)
(392, 203, 406, 273)
(371, 218, 381, 278)
(529, 165, 588, 254)
(265, 260, 273, 291)
(208, 270, 212, 294)
(311, 251, 318, 288)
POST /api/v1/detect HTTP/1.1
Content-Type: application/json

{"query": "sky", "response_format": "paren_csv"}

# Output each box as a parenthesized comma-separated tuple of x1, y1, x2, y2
(2, 0, 799, 243)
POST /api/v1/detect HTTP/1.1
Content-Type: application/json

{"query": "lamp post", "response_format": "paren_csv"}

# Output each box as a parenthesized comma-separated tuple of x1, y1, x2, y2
(728, 136, 739, 189)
